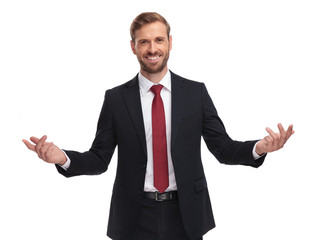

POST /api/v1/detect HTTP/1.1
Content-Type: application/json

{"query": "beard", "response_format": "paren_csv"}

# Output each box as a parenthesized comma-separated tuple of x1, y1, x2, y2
(138, 49, 170, 74)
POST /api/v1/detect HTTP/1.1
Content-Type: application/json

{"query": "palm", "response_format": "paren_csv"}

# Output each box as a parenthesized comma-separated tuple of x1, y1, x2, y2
(22, 135, 66, 165)
(256, 124, 294, 155)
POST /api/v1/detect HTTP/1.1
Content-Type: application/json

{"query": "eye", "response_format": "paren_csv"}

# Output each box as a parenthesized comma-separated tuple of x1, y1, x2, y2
(156, 38, 164, 43)
(139, 40, 147, 45)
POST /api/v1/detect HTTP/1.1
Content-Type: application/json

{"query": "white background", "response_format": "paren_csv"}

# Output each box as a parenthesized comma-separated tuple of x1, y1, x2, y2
(1, 0, 314, 239)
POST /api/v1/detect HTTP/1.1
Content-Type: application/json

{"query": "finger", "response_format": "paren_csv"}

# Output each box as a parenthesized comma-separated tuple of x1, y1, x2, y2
(40, 142, 53, 161)
(30, 136, 40, 144)
(22, 139, 36, 152)
(277, 123, 287, 147)
(45, 142, 55, 162)
(34, 135, 47, 154)
(35, 135, 47, 159)
(261, 138, 268, 145)
(264, 136, 273, 145)
(277, 123, 285, 135)
(265, 127, 279, 147)
(286, 124, 294, 139)
(264, 135, 276, 152)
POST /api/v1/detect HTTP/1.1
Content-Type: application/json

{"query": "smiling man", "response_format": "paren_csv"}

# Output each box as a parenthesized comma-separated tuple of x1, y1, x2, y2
(23, 12, 294, 240)
(130, 20, 171, 82)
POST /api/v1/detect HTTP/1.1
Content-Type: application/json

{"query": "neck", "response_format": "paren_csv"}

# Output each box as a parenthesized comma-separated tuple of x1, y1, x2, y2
(140, 67, 168, 84)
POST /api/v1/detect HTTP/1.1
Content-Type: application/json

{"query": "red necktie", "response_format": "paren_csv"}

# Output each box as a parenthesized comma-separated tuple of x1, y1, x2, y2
(151, 85, 169, 193)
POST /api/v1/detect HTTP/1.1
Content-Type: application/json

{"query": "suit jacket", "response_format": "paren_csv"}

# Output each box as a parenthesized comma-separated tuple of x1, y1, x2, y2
(56, 71, 266, 240)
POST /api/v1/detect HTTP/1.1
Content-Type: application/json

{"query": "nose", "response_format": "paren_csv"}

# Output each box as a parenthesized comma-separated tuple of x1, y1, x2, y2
(148, 41, 157, 54)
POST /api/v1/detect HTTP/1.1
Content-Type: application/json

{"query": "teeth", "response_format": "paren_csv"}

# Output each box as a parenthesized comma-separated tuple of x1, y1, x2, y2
(148, 56, 159, 60)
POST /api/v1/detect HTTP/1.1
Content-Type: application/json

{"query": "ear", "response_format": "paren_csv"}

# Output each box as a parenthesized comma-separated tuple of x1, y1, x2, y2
(169, 35, 172, 51)
(130, 40, 136, 55)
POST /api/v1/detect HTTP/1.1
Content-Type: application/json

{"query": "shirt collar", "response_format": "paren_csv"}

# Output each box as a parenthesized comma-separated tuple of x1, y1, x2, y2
(138, 70, 172, 95)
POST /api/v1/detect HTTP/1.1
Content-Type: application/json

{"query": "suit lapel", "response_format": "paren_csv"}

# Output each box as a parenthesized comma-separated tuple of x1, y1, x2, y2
(121, 72, 186, 157)
(170, 71, 186, 151)
(122, 75, 147, 158)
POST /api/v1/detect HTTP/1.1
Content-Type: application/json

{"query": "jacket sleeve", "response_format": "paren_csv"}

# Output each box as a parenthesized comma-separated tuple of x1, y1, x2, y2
(201, 83, 265, 168)
(56, 89, 117, 177)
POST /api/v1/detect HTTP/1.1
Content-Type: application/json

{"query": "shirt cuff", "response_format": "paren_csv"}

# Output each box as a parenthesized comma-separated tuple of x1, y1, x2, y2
(58, 151, 71, 170)
(252, 141, 265, 160)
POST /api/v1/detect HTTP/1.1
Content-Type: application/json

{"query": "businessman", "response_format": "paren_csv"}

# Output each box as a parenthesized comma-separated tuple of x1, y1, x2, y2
(23, 12, 294, 240)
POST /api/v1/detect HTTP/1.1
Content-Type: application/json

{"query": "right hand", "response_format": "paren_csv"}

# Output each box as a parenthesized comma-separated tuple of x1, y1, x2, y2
(22, 135, 67, 165)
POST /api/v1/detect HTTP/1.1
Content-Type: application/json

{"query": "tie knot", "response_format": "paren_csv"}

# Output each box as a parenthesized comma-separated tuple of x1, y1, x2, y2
(150, 84, 163, 95)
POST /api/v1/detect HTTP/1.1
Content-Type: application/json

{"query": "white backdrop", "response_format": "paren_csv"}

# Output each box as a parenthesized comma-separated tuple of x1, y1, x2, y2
(1, 0, 314, 239)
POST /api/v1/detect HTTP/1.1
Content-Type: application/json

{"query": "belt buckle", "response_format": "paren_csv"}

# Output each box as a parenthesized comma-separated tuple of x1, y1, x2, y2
(155, 192, 163, 201)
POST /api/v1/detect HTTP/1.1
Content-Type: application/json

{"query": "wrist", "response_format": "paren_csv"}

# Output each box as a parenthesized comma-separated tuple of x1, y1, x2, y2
(255, 141, 265, 156)
(59, 154, 67, 166)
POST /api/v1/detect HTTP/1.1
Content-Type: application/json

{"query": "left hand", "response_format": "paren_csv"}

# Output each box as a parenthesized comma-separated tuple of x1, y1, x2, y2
(255, 123, 294, 155)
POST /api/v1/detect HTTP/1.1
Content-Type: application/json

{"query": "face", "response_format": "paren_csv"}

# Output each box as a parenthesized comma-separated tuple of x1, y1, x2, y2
(131, 21, 172, 75)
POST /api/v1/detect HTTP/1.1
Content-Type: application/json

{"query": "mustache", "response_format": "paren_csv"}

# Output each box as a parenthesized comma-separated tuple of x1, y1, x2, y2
(145, 51, 163, 56)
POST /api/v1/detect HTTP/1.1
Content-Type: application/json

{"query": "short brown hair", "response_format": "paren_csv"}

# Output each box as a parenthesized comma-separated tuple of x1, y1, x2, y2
(130, 12, 171, 43)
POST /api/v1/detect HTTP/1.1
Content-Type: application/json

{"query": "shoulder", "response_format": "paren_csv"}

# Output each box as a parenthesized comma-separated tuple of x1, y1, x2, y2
(170, 71, 206, 90)
(104, 74, 139, 98)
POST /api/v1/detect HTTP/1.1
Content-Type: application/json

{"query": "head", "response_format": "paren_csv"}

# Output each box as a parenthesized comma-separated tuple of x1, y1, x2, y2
(130, 12, 172, 77)
(130, 12, 171, 43)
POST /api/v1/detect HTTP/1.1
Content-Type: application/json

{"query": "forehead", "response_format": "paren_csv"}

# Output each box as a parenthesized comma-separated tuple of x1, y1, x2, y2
(134, 21, 168, 40)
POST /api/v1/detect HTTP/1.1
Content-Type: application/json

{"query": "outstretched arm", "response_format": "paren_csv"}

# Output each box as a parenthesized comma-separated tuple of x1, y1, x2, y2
(255, 123, 294, 156)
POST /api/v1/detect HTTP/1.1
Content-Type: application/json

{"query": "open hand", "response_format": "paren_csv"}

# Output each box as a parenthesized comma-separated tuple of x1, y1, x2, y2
(255, 123, 294, 155)
(22, 135, 67, 165)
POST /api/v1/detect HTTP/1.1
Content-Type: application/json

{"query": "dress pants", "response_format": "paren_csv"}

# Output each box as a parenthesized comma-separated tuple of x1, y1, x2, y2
(132, 196, 203, 240)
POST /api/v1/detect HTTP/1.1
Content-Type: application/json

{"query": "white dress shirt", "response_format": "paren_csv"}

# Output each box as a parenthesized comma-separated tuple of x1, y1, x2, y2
(60, 70, 262, 191)
(138, 70, 177, 192)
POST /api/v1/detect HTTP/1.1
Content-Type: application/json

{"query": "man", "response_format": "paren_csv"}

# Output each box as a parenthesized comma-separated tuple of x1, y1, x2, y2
(23, 12, 294, 240)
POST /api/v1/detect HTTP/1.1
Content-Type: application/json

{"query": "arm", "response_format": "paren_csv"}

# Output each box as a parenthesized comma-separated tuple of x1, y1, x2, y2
(201, 83, 265, 167)
(201, 84, 294, 166)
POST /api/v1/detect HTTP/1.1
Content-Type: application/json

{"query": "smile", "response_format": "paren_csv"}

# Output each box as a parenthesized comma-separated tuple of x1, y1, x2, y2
(148, 56, 159, 60)
(146, 55, 161, 62)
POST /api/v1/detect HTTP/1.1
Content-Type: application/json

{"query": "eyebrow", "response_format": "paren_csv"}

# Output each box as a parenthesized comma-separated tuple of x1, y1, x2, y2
(137, 36, 166, 42)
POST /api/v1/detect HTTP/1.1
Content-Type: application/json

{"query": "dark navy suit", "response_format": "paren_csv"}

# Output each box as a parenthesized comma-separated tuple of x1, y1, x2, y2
(56, 71, 265, 239)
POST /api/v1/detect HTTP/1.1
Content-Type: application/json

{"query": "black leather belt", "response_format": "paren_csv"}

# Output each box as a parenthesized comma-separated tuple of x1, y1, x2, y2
(144, 191, 178, 201)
